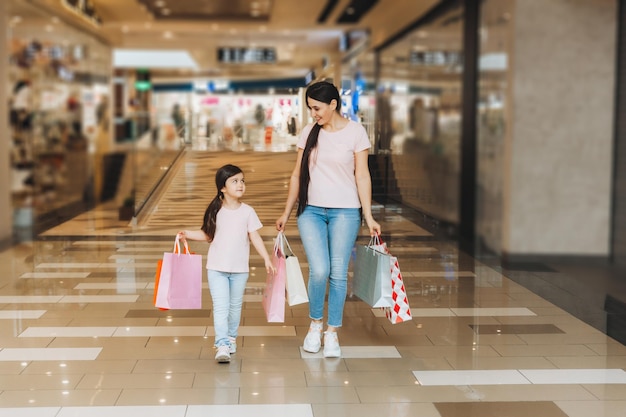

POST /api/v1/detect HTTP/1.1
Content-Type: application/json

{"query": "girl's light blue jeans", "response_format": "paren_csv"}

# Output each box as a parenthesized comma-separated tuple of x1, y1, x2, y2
(297, 206, 361, 328)
(207, 269, 248, 347)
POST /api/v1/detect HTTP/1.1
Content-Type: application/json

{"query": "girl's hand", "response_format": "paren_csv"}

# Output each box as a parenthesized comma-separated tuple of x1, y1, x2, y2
(177, 231, 187, 241)
(265, 258, 277, 275)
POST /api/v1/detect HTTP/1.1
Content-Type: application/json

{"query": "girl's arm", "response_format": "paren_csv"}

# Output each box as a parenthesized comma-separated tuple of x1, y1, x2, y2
(275, 148, 304, 231)
(177, 230, 209, 241)
(249, 230, 276, 274)
(355, 149, 381, 236)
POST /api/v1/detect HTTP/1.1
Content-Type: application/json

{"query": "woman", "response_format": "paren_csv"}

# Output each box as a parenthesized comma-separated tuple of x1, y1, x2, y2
(276, 81, 381, 358)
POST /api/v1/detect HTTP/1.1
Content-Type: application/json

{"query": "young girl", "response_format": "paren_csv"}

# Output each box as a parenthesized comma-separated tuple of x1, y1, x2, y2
(178, 164, 275, 363)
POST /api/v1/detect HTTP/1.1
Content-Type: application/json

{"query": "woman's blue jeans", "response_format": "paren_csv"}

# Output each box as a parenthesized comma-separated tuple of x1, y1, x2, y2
(207, 269, 248, 347)
(297, 206, 361, 328)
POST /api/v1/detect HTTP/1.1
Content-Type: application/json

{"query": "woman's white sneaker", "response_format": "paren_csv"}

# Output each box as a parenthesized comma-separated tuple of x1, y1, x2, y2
(323, 331, 341, 358)
(303, 321, 323, 353)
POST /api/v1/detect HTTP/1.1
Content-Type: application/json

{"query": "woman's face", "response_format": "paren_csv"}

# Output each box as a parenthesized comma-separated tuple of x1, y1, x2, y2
(307, 97, 336, 125)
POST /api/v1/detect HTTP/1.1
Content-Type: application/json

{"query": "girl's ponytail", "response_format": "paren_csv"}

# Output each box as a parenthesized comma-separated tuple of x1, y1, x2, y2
(201, 193, 222, 241)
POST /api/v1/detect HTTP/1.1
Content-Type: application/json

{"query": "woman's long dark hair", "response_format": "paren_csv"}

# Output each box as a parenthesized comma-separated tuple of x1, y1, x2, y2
(297, 81, 341, 216)
(202, 164, 243, 241)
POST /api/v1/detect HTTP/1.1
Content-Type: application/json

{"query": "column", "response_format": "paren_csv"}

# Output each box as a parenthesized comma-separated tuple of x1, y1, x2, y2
(0, 3, 11, 246)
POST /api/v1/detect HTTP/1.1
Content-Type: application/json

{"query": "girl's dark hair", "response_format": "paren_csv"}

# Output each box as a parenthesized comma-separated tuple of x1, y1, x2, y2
(297, 81, 341, 216)
(202, 164, 243, 241)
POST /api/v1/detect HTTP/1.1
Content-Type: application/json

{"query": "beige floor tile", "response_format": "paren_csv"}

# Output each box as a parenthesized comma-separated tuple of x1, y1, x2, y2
(21, 360, 137, 375)
(242, 358, 348, 373)
(77, 373, 195, 389)
(546, 355, 626, 369)
(554, 400, 626, 417)
(446, 356, 557, 370)
(355, 385, 476, 403)
(115, 387, 240, 405)
(475, 384, 599, 401)
(582, 384, 626, 400)
(239, 386, 360, 404)
(306, 370, 417, 387)
(194, 371, 307, 388)
(345, 357, 453, 372)
(492, 344, 598, 357)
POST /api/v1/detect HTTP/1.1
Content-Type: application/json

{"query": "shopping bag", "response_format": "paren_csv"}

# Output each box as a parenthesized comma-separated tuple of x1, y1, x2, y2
(352, 238, 393, 308)
(153, 238, 188, 309)
(278, 232, 308, 306)
(371, 234, 412, 324)
(384, 256, 412, 323)
(154, 236, 203, 310)
(262, 236, 286, 322)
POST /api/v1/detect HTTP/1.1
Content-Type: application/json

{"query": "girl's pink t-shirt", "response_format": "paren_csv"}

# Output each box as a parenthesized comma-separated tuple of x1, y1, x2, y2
(297, 120, 371, 209)
(207, 202, 262, 273)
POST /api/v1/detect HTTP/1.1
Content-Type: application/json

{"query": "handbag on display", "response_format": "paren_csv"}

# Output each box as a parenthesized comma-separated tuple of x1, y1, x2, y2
(277, 232, 309, 306)
(352, 235, 393, 308)
(154, 235, 203, 310)
(262, 236, 286, 322)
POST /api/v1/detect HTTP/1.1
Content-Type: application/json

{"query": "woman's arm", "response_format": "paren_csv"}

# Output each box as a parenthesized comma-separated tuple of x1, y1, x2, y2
(275, 148, 304, 231)
(354, 149, 381, 236)
(249, 230, 276, 274)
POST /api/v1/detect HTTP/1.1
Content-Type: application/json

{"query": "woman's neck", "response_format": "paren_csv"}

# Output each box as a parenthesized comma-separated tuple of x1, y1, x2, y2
(323, 113, 348, 132)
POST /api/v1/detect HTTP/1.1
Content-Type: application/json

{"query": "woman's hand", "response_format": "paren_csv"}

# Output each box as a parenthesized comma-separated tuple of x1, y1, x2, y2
(275, 214, 288, 231)
(177, 231, 187, 241)
(366, 218, 381, 237)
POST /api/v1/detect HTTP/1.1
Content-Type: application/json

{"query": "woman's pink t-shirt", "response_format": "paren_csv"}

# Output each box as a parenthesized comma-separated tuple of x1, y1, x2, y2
(207, 202, 262, 273)
(297, 120, 370, 208)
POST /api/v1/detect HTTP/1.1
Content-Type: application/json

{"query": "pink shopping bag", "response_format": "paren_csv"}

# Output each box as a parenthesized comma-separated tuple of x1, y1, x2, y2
(262, 236, 286, 322)
(155, 236, 203, 310)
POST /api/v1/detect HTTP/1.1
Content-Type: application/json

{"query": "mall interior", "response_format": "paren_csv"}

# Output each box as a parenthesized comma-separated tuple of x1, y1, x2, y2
(0, 0, 625, 416)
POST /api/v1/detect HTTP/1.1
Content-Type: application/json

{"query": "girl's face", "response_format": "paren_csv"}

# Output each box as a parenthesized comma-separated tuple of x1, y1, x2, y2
(221, 172, 245, 199)
(307, 97, 336, 125)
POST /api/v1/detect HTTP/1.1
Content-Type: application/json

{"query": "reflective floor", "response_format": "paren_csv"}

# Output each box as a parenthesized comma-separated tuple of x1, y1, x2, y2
(1, 148, 625, 417)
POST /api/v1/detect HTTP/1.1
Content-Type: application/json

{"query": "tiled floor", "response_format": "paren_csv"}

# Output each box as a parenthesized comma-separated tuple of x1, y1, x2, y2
(1, 148, 625, 416)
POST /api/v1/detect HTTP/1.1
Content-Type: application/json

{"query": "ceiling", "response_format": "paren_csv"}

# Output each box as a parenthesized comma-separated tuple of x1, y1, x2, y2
(23, 0, 440, 80)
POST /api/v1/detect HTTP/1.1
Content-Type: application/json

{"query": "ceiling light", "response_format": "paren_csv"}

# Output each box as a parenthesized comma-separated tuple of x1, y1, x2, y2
(155, 0, 166, 7)
(162, 8, 171, 15)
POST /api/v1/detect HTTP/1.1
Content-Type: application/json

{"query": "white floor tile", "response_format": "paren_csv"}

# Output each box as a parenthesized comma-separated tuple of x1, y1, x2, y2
(0, 296, 63, 304)
(113, 326, 207, 337)
(300, 346, 401, 359)
(0, 348, 102, 361)
(206, 326, 296, 337)
(0, 310, 46, 319)
(108, 254, 164, 260)
(0, 408, 60, 417)
(59, 295, 139, 303)
(74, 283, 148, 290)
(19, 327, 117, 338)
(520, 369, 626, 384)
(56, 406, 187, 417)
(405, 308, 456, 317)
(413, 370, 531, 386)
(186, 404, 313, 417)
(20, 272, 90, 279)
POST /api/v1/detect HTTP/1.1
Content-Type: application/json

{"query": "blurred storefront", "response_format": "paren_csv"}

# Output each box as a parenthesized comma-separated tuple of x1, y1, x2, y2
(6, 0, 112, 235)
